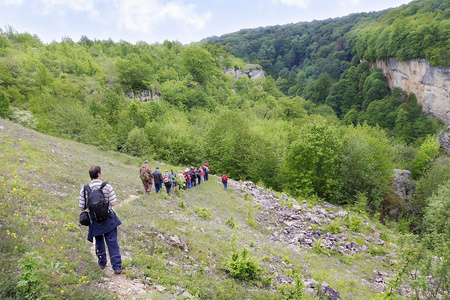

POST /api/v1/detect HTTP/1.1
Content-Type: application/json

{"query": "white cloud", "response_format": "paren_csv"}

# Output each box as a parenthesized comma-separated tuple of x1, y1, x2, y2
(114, 0, 211, 33)
(0, 0, 25, 5)
(40, 0, 96, 12)
(273, 0, 309, 8)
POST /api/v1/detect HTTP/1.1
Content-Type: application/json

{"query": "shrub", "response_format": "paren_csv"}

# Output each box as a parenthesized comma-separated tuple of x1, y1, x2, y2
(411, 135, 440, 179)
(223, 248, 264, 280)
(313, 239, 329, 255)
(194, 207, 212, 220)
(423, 180, 450, 238)
(9, 252, 48, 299)
(411, 156, 450, 224)
(337, 124, 393, 208)
(324, 220, 342, 234)
(277, 273, 305, 299)
(9, 107, 38, 129)
(226, 216, 236, 228)
(0, 90, 10, 117)
(346, 215, 363, 232)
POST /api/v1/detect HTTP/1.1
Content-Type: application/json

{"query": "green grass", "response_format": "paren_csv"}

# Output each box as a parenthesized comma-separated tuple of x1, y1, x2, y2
(0, 119, 401, 299)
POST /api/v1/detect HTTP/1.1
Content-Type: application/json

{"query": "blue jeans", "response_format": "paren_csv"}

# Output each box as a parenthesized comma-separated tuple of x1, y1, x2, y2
(155, 183, 162, 193)
(223, 182, 227, 191)
(95, 227, 122, 271)
(188, 180, 191, 189)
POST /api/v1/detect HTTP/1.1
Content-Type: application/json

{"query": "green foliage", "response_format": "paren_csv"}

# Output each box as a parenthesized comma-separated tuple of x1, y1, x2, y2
(181, 46, 218, 85)
(411, 156, 450, 224)
(226, 216, 236, 228)
(411, 135, 440, 179)
(345, 215, 363, 232)
(9, 107, 38, 128)
(353, 0, 449, 67)
(324, 220, 342, 234)
(283, 121, 341, 201)
(276, 273, 305, 300)
(337, 124, 393, 208)
(387, 234, 450, 300)
(222, 248, 264, 280)
(0, 90, 10, 117)
(313, 239, 330, 255)
(11, 252, 48, 299)
(194, 207, 212, 220)
(423, 180, 450, 238)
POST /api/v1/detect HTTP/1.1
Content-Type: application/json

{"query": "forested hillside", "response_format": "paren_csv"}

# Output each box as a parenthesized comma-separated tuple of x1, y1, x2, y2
(203, 0, 448, 143)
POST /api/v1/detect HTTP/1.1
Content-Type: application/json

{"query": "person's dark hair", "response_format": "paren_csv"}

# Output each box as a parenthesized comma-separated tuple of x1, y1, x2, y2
(89, 166, 101, 180)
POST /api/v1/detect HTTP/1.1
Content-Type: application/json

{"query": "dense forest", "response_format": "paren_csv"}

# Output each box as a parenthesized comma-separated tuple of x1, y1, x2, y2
(203, 0, 448, 141)
(0, 0, 448, 233)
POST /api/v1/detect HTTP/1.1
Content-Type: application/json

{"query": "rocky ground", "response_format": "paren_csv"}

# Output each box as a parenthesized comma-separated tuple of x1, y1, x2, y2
(91, 178, 411, 300)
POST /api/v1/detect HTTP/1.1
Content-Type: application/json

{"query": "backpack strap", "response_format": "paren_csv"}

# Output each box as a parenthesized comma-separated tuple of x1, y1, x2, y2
(100, 182, 108, 190)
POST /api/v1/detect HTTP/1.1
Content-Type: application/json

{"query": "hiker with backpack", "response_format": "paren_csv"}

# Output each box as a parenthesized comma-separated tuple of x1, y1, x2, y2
(184, 168, 191, 189)
(203, 161, 210, 181)
(189, 167, 197, 187)
(222, 173, 228, 191)
(78, 165, 122, 274)
(139, 160, 153, 194)
(170, 169, 177, 192)
(196, 167, 202, 185)
(163, 170, 173, 195)
(152, 167, 163, 193)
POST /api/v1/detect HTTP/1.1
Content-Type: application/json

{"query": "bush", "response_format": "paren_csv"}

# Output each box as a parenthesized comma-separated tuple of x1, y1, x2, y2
(411, 156, 450, 223)
(411, 135, 440, 179)
(324, 220, 342, 234)
(346, 215, 363, 232)
(277, 273, 305, 299)
(223, 248, 264, 280)
(0, 90, 10, 117)
(9, 252, 48, 299)
(337, 124, 393, 208)
(9, 107, 38, 128)
(194, 207, 212, 220)
(423, 180, 450, 238)
(226, 216, 236, 228)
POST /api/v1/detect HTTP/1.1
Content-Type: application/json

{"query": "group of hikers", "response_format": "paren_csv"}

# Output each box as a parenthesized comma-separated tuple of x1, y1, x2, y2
(78, 163, 229, 275)
(139, 160, 214, 195)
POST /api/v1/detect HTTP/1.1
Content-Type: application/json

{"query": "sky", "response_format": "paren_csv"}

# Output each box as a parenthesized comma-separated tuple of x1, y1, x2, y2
(0, 0, 413, 45)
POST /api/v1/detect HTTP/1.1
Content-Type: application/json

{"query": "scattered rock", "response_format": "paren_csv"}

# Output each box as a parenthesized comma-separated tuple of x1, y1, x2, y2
(273, 274, 293, 285)
(374, 283, 387, 293)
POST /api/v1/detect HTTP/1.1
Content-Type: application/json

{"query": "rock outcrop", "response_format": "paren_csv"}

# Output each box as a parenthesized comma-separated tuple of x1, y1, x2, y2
(437, 126, 450, 153)
(375, 58, 450, 125)
(224, 64, 265, 82)
(126, 88, 161, 102)
(386, 169, 415, 221)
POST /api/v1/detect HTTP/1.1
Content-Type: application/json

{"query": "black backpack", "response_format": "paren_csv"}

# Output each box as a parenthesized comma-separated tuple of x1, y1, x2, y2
(84, 182, 110, 223)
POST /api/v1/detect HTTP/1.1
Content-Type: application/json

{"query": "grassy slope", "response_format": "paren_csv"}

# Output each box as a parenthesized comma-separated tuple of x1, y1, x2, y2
(0, 118, 400, 299)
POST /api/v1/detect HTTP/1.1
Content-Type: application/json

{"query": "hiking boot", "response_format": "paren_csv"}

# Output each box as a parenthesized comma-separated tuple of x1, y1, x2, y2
(114, 269, 122, 275)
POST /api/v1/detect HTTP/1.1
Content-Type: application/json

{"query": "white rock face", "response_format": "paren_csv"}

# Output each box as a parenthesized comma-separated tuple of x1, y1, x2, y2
(375, 58, 450, 125)
(224, 64, 265, 82)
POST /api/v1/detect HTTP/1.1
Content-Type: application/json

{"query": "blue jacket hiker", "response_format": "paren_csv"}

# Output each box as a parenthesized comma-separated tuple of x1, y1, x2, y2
(78, 165, 122, 274)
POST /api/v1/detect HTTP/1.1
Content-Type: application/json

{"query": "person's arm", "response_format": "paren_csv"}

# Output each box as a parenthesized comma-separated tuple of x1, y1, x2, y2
(78, 186, 86, 211)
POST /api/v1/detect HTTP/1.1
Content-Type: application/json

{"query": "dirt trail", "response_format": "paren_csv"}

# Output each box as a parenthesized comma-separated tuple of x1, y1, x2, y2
(90, 194, 152, 299)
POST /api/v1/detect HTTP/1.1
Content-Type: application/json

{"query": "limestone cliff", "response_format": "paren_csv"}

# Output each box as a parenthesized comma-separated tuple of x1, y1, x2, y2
(223, 64, 265, 82)
(375, 58, 450, 125)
